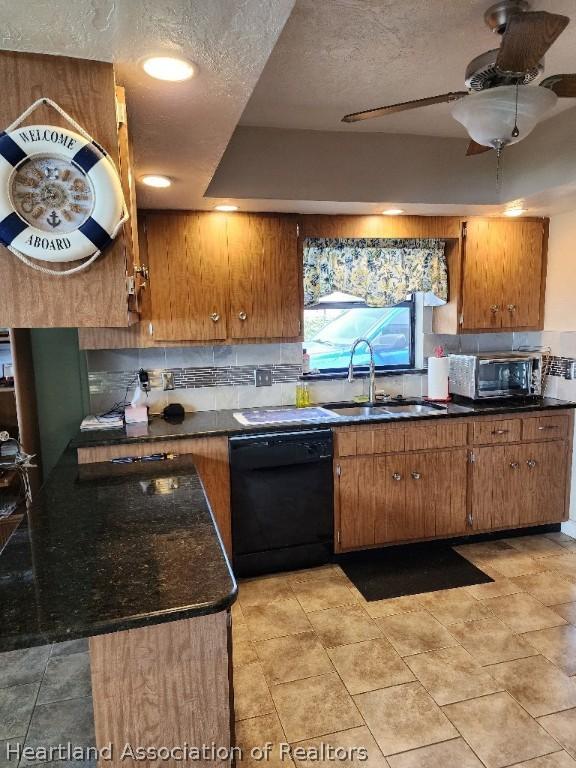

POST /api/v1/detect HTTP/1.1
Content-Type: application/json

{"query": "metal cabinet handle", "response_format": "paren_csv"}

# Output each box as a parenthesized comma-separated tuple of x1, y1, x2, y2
(527, 459, 537, 469)
(492, 429, 509, 435)
(507, 304, 517, 313)
(392, 472, 402, 481)
(510, 461, 520, 469)
(210, 312, 220, 322)
(466, 511, 473, 529)
(490, 304, 500, 314)
(238, 311, 247, 321)
(411, 471, 421, 480)
(538, 425, 557, 431)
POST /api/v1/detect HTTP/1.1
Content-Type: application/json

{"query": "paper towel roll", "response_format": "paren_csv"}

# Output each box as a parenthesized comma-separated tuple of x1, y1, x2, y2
(427, 357, 450, 400)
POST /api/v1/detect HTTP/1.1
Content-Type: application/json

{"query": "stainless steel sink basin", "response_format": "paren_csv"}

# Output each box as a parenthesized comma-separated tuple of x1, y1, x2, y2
(381, 403, 446, 416)
(327, 406, 392, 418)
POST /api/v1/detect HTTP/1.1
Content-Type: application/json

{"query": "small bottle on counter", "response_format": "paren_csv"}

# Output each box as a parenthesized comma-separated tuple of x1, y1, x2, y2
(302, 348, 310, 375)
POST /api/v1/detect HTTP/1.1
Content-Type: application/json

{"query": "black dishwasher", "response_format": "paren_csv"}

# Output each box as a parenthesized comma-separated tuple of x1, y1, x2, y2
(230, 430, 333, 577)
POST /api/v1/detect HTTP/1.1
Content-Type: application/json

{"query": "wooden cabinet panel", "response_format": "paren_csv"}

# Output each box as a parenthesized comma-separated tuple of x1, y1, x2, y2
(0, 52, 133, 328)
(227, 213, 300, 340)
(502, 221, 546, 328)
(472, 419, 522, 445)
(334, 430, 358, 457)
(522, 414, 568, 442)
(461, 219, 546, 331)
(336, 457, 375, 550)
(403, 422, 467, 451)
(520, 441, 567, 525)
(146, 213, 229, 342)
(375, 454, 406, 544)
(434, 449, 469, 537)
(471, 445, 520, 530)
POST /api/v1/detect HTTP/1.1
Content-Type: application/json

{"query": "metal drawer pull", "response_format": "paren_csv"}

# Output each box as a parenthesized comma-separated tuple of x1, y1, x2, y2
(527, 459, 537, 469)
(466, 512, 473, 529)
(507, 304, 517, 312)
(492, 429, 509, 435)
(239, 311, 247, 321)
(490, 304, 500, 313)
(538, 425, 557, 430)
(510, 461, 520, 469)
(210, 312, 220, 322)
(392, 472, 402, 481)
(411, 471, 421, 480)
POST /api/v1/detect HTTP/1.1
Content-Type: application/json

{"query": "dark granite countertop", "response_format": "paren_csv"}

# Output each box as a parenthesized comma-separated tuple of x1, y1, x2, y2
(0, 451, 237, 652)
(70, 397, 576, 449)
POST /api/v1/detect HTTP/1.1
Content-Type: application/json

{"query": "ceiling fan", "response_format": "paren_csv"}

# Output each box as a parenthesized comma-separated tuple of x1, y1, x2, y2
(342, 0, 576, 156)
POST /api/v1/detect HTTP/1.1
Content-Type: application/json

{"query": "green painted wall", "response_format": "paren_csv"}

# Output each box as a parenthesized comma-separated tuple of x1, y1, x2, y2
(30, 329, 90, 476)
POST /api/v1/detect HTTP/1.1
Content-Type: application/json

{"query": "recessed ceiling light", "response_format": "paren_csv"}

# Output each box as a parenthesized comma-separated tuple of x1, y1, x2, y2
(504, 206, 527, 217)
(140, 175, 171, 188)
(214, 204, 239, 212)
(142, 56, 195, 82)
(382, 208, 405, 215)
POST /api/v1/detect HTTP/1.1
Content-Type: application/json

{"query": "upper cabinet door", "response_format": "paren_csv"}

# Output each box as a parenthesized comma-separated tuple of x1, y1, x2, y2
(146, 212, 229, 342)
(461, 219, 546, 332)
(461, 220, 506, 330)
(227, 213, 301, 340)
(501, 220, 546, 329)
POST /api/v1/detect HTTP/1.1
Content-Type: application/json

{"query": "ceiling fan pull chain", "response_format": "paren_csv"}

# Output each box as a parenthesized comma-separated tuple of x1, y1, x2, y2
(511, 83, 520, 138)
(496, 144, 504, 191)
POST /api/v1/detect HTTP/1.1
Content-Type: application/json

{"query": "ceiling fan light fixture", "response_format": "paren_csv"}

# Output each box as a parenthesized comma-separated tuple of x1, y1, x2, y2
(504, 205, 527, 216)
(382, 208, 405, 215)
(142, 56, 195, 82)
(214, 204, 239, 212)
(451, 85, 557, 148)
(140, 174, 172, 188)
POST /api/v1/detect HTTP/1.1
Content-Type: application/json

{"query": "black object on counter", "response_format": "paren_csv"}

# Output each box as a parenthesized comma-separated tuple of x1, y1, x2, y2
(162, 403, 185, 423)
(230, 429, 334, 577)
(0, 451, 236, 652)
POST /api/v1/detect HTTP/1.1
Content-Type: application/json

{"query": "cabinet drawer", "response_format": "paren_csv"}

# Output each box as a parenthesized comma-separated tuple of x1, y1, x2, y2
(334, 426, 405, 457)
(472, 419, 521, 445)
(522, 415, 569, 442)
(403, 422, 467, 451)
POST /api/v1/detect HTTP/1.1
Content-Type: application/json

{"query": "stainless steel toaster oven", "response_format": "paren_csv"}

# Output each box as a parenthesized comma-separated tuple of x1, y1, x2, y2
(448, 352, 542, 400)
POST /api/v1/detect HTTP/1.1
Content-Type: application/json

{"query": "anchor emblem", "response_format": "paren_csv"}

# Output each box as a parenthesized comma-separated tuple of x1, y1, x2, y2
(46, 210, 61, 228)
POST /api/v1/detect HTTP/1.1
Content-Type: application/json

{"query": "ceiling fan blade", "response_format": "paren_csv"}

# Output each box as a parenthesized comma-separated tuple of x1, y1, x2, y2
(466, 140, 491, 156)
(341, 91, 468, 123)
(540, 74, 576, 97)
(496, 11, 569, 74)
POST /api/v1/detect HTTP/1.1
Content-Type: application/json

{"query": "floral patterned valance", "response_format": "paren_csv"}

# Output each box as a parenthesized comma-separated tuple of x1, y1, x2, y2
(303, 237, 448, 307)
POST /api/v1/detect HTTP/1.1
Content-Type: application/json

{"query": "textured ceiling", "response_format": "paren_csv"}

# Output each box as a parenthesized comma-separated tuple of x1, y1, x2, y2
(241, 0, 576, 136)
(0, 0, 295, 208)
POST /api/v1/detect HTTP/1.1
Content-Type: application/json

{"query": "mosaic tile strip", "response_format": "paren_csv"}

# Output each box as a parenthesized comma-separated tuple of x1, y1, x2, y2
(89, 364, 302, 394)
(547, 355, 576, 378)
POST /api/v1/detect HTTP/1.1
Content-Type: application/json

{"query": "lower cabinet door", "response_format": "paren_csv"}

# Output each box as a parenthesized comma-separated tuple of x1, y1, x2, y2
(375, 455, 407, 544)
(471, 445, 520, 530)
(519, 440, 567, 524)
(336, 457, 375, 550)
(433, 449, 469, 537)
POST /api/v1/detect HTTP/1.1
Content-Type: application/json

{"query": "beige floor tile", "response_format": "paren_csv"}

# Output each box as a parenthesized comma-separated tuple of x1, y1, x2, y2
(485, 552, 549, 578)
(486, 655, 576, 717)
(552, 603, 576, 625)
(234, 662, 275, 721)
(416, 588, 495, 625)
(449, 617, 537, 666)
(328, 638, 415, 695)
(239, 575, 295, 607)
(404, 645, 502, 705)
(485, 593, 567, 633)
(543, 555, 576, 582)
(538, 709, 576, 759)
(233, 622, 258, 668)
(291, 578, 359, 613)
(255, 631, 333, 685)
(386, 737, 485, 768)
(454, 540, 517, 559)
(285, 565, 345, 584)
(243, 598, 313, 641)
(231, 601, 245, 624)
(307, 605, 381, 648)
(443, 691, 560, 768)
(363, 595, 424, 619)
(547, 533, 576, 546)
(509, 752, 576, 768)
(376, 611, 459, 657)
(512, 572, 576, 607)
(466, 578, 524, 600)
(504, 536, 568, 558)
(354, 681, 457, 756)
(235, 712, 290, 768)
(291, 725, 388, 768)
(271, 671, 363, 743)
(522, 626, 576, 676)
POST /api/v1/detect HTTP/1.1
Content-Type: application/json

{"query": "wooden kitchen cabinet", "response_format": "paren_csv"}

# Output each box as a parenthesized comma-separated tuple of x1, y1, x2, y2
(335, 457, 375, 550)
(460, 219, 547, 331)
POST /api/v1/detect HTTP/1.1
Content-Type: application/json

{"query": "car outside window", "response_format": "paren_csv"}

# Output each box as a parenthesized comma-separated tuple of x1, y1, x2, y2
(304, 298, 414, 373)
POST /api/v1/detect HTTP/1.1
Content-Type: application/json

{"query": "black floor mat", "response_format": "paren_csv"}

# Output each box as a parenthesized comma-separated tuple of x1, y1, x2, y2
(338, 541, 493, 601)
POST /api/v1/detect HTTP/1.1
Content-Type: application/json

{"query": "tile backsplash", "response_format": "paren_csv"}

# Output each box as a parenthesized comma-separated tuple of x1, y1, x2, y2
(86, 329, 576, 415)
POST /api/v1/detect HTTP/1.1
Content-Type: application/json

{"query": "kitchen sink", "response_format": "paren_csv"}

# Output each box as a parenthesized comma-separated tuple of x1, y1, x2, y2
(325, 401, 447, 419)
(326, 406, 391, 418)
(381, 403, 446, 416)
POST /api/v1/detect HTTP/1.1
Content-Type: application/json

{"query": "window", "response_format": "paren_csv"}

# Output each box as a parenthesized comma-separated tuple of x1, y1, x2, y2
(304, 293, 415, 374)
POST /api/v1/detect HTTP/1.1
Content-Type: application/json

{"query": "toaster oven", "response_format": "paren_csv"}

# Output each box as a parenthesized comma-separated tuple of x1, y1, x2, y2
(448, 352, 542, 400)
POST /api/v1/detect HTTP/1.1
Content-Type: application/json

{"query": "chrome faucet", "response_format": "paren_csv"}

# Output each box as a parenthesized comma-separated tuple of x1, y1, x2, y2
(348, 338, 376, 403)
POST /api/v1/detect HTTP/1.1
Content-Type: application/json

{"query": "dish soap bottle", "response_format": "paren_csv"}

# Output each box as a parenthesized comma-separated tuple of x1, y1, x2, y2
(302, 348, 310, 375)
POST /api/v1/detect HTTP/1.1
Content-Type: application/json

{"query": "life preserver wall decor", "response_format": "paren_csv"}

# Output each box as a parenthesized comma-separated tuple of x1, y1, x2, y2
(0, 98, 128, 276)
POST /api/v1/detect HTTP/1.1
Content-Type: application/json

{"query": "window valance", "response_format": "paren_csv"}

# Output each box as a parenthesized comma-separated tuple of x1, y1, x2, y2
(303, 237, 448, 307)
